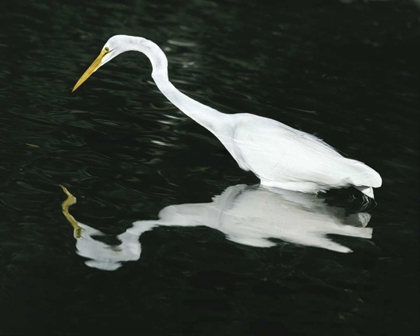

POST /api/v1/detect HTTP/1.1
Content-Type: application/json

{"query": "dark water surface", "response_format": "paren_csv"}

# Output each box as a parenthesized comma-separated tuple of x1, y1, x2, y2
(1, 0, 418, 335)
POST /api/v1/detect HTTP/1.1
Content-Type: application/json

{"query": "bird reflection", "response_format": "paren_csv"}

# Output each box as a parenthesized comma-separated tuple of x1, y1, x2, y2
(61, 185, 373, 271)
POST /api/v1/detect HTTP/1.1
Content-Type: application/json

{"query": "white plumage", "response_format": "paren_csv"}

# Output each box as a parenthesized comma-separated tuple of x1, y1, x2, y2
(73, 35, 382, 198)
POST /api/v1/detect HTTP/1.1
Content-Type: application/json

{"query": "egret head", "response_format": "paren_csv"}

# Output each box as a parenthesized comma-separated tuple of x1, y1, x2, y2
(72, 35, 128, 92)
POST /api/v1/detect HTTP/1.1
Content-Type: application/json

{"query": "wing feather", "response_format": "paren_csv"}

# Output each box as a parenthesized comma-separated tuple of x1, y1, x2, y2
(232, 114, 348, 185)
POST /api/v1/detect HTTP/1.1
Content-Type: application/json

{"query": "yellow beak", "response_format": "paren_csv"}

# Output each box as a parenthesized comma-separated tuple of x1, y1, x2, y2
(72, 48, 109, 92)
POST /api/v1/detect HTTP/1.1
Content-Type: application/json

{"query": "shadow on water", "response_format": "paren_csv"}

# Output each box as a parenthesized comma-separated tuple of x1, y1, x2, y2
(61, 185, 374, 271)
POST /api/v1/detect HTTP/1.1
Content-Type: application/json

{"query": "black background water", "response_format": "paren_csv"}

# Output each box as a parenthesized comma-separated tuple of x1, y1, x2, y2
(0, 0, 418, 335)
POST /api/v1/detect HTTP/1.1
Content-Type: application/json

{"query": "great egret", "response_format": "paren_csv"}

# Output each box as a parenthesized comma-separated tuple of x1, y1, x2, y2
(73, 35, 382, 198)
(62, 184, 373, 271)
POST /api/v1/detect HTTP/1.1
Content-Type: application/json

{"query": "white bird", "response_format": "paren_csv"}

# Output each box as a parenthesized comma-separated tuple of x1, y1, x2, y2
(73, 35, 382, 198)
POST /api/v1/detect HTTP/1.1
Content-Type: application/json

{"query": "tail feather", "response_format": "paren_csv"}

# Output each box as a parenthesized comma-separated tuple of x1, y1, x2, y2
(347, 159, 382, 188)
(355, 186, 375, 204)
(356, 186, 374, 199)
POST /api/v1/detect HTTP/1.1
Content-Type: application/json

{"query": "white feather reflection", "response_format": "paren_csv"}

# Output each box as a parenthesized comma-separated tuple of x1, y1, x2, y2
(66, 185, 373, 271)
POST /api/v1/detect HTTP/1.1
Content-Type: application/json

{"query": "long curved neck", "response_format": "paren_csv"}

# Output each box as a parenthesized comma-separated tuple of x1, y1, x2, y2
(130, 37, 231, 135)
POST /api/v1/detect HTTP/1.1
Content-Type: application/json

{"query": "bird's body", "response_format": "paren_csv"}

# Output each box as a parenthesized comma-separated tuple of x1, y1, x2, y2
(73, 35, 382, 198)
(216, 113, 380, 195)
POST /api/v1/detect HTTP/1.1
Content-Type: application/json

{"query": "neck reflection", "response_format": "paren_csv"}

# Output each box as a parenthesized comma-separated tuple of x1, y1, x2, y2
(62, 184, 373, 271)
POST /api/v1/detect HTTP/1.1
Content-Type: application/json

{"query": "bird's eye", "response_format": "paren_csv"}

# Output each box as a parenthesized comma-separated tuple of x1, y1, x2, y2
(104, 47, 110, 52)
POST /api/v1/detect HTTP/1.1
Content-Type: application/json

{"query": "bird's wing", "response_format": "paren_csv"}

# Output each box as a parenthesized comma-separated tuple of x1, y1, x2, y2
(231, 114, 347, 185)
